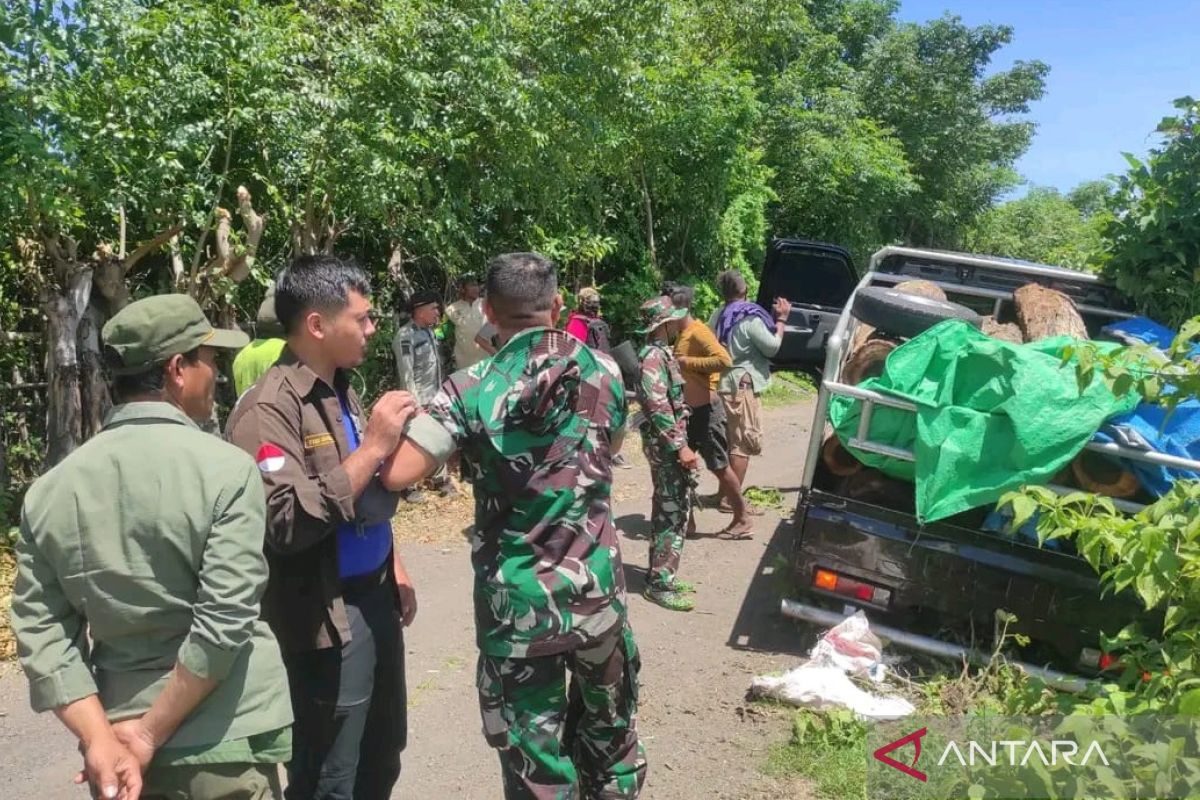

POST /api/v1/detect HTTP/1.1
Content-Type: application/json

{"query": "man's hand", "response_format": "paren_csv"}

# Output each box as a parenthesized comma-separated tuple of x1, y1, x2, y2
(393, 551, 418, 627)
(678, 446, 701, 471)
(772, 297, 792, 322)
(111, 718, 158, 773)
(73, 732, 143, 800)
(363, 391, 418, 457)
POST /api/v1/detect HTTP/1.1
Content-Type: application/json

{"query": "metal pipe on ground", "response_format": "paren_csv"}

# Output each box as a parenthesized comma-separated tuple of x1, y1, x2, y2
(779, 599, 1090, 694)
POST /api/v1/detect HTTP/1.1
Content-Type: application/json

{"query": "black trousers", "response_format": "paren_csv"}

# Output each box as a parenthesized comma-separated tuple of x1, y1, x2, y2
(283, 570, 407, 800)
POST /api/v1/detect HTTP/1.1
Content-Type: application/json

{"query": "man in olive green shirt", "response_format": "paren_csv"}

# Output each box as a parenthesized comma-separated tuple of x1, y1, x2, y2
(10, 294, 293, 800)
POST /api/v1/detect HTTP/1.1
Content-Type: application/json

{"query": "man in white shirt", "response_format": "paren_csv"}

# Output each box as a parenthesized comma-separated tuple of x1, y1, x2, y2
(445, 274, 488, 370)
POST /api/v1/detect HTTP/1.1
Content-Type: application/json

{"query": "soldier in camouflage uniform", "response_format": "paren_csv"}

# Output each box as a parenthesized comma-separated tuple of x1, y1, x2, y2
(634, 296, 702, 613)
(380, 252, 645, 799)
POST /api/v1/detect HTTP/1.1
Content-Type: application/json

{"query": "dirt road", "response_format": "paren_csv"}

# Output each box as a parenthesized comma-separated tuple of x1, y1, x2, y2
(0, 399, 817, 800)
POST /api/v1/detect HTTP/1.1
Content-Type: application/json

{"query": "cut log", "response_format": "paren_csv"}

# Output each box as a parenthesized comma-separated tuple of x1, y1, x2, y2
(843, 338, 896, 385)
(1070, 450, 1140, 499)
(838, 468, 914, 513)
(981, 316, 1024, 344)
(1013, 283, 1088, 342)
(849, 280, 947, 353)
(821, 434, 863, 477)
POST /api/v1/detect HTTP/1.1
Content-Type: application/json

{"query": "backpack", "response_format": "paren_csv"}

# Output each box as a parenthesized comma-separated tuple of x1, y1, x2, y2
(584, 317, 612, 354)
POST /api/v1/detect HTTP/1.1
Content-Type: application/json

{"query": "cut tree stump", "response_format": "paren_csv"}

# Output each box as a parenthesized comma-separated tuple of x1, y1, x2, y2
(838, 468, 914, 513)
(843, 338, 897, 385)
(848, 280, 947, 353)
(1013, 283, 1088, 342)
(1070, 450, 1141, 499)
(981, 316, 1024, 344)
(821, 433, 863, 477)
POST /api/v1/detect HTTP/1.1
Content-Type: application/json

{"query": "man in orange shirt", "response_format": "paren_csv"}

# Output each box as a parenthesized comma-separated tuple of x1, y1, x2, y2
(669, 285, 754, 538)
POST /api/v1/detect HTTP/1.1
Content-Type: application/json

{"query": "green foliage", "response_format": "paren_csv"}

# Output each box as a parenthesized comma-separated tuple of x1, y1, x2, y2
(760, 370, 816, 407)
(1100, 97, 1200, 327)
(1002, 321, 1200, 718)
(765, 709, 867, 799)
(964, 186, 1108, 269)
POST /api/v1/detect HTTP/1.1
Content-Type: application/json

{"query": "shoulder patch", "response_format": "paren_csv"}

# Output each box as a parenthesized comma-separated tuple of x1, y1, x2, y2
(256, 443, 286, 473)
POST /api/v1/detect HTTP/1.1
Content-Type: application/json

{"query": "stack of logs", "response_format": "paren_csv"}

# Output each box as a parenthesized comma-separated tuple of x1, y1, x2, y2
(826, 281, 1138, 506)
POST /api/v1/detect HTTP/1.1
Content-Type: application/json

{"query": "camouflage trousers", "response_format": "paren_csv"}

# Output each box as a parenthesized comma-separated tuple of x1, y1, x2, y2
(642, 442, 692, 591)
(476, 624, 647, 799)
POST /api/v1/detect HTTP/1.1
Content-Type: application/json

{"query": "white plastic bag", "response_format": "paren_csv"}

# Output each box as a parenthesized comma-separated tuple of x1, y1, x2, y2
(749, 611, 913, 720)
(749, 665, 914, 720)
(808, 611, 884, 678)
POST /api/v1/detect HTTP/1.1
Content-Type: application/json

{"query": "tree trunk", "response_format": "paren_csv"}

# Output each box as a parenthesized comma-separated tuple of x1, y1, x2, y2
(639, 161, 657, 273)
(1013, 284, 1088, 342)
(43, 267, 92, 466)
(78, 303, 110, 440)
(981, 316, 1024, 344)
(843, 338, 896, 385)
(821, 433, 863, 477)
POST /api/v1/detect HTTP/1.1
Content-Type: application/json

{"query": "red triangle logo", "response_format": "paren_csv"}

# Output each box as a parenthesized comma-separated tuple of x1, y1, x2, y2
(873, 727, 928, 782)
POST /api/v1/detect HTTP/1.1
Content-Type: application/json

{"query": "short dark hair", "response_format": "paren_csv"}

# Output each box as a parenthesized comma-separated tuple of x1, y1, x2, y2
(275, 254, 372, 335)
(108, 348, 201, 403)
(716, 270, 747, 302)
(670, 284, 694, 310)
(484, 252, 558, 322)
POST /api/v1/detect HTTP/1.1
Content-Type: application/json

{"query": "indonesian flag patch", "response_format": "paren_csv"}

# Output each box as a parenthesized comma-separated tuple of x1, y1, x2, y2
(256, 443, 286, 473)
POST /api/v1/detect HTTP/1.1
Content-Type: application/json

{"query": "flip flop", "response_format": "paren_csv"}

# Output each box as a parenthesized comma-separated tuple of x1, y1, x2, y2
(718, 521, 755, 540)
(717, 502, 765, 516)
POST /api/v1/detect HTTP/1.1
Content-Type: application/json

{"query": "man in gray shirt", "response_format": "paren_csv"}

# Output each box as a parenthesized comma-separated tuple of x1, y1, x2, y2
(393, 290, 456, 498)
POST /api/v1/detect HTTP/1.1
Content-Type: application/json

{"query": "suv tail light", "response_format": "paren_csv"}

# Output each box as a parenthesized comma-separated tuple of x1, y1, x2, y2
(812, 568, 892, 607)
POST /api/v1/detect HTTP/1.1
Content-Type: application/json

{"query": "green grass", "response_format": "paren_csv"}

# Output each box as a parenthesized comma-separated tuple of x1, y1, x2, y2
(761, 370, 817, 408)
(764, 710, 867, 800)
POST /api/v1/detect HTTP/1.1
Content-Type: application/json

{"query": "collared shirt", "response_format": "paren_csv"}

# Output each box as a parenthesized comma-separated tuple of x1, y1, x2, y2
(708, 309, 782, 395)
(405, 328, 629, 659)
(10, 402, 292, 753)
(674, 318, 732, 404)
(393, 322, 444, 406)
(225, 348, 401, 653)
(446, 298, 488, 369)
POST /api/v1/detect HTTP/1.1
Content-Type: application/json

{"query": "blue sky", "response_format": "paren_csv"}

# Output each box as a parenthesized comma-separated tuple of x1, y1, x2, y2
(898, 0, 1200, 195)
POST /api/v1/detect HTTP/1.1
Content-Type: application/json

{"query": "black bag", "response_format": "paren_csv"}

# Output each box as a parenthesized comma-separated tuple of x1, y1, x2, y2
(584, 318, 612, 355)
(610, 339, 640, 390)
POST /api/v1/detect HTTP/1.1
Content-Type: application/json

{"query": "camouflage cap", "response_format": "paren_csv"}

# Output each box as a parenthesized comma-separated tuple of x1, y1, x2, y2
(102, 294, 249, 374)
(634, 295, 687, 335)
(578, 287, 601, 308)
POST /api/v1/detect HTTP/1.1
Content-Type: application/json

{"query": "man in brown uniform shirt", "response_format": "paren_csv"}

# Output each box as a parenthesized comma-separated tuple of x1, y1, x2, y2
(226, 255, 418, 800)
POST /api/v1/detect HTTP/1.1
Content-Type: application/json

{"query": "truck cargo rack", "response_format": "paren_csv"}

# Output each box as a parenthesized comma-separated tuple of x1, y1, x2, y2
(803, 247, 1200, 516)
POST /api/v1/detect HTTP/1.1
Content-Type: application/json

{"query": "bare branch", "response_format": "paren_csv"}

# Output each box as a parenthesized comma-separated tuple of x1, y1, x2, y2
(118, 202, 126, 260)
(123, 224, 185, 275)
(225, 186, 264, 283)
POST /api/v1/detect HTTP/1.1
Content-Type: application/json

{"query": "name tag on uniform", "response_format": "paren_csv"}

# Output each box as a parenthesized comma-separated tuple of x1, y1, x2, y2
(304, 433, 335, 450)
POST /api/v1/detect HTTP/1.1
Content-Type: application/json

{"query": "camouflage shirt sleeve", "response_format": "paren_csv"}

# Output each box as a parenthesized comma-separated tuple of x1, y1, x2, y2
(638, 346, 686, 452)
(404, 374, 471, 464)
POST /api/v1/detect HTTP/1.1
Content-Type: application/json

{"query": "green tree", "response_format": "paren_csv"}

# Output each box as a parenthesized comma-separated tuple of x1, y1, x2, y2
(964, 186, 1103, 269)
(857, 14, 1049, 247)
(1099, 97, 1200, 327)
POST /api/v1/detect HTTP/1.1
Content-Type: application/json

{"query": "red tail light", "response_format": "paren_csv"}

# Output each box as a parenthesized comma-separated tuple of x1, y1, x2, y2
(811, 568, 891, 607)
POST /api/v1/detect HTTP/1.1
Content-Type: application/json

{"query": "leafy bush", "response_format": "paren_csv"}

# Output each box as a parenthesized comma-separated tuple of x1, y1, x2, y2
(1099, 97, 1200, 327)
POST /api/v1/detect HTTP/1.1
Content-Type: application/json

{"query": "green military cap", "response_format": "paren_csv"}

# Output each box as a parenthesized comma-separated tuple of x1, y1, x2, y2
(634, 295, 687, 335)
(103, 293, 249, 374)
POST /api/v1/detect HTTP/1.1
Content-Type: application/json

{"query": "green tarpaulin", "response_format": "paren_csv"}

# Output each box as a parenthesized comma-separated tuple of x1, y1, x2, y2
(829, 320, 1139, 523)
